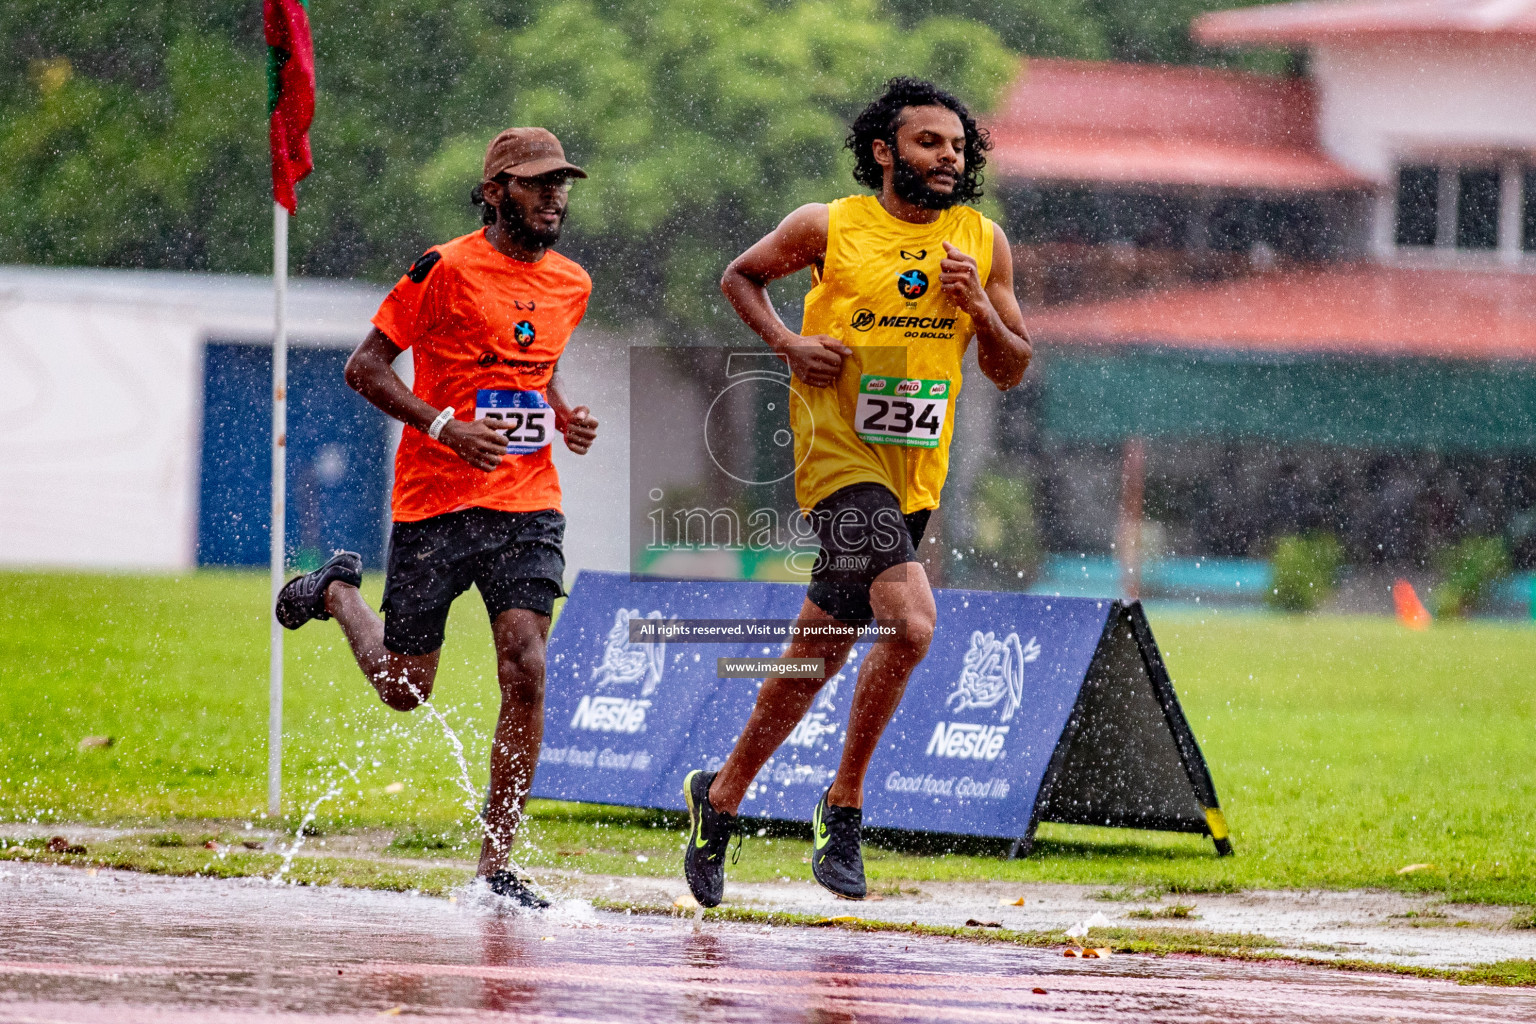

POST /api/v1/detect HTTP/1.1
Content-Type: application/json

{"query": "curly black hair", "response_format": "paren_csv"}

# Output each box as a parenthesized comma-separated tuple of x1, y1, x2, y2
(845, 77, 990, 202)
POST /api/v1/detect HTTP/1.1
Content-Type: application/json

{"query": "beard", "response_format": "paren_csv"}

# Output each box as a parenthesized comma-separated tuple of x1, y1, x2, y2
(891, 151, 963, 210)
(499, 196, 566, 247)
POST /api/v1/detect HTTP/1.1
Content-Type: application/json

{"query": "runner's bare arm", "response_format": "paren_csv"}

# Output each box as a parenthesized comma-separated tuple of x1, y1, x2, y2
(721, 203, 852, 388)
(546, 363, 598, 455)
(939, 227, 1032, 391)
(344, 327, 510, 473)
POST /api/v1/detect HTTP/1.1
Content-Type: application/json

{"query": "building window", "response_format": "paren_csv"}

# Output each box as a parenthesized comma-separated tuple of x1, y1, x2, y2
(1003, 186, 1191, 248)
(1456, 167, 1500, 250)
(1395, 161, 1531, 257)
(1395, 165, 1438, 246)
(1525, 170, 1536, 253)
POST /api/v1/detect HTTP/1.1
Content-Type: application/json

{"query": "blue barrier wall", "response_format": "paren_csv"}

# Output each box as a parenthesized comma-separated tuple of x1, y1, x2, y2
(198, 343, 388, 568)
(533, 571, 1120, 840)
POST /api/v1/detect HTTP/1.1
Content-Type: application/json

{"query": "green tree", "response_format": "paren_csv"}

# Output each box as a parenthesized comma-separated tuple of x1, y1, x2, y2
(285, 0, 546, 278)
(962, 468, 1043, 589)
(419, 0, 1015, 327)
(0, 8, 268, 271)
(1432, 537, 1513, 618)
(886, 0, 1110, 58)
(0, 0, 1015, 332)
(1266, 533, 1343, 613)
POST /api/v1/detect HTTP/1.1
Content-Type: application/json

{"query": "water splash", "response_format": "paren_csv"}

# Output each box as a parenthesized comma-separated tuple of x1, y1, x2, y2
(405, 684, 555, 900)
(271, 759, 361, 884)
(450, 877, 592, 918)
(406, 681, 482, 818)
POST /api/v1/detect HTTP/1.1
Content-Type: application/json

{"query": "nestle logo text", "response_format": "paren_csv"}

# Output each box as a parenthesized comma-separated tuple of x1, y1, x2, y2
(925, 721, 1009, 760)
(571, 695, 650, 733)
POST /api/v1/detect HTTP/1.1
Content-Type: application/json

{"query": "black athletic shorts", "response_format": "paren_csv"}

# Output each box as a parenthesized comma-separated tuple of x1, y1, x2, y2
(806, 482, 932, 624)
(380, 506, 566, 656)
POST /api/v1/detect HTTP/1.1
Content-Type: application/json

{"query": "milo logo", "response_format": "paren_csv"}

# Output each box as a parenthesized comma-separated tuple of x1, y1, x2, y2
(895, 379, 922, 396)
(865, 378, 887, 392)
(929, 381, 948, 397)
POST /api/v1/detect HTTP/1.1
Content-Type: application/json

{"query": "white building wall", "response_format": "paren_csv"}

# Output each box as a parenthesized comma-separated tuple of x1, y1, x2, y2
(0, 267, 384, 571)
(0, 266, 633, 577)
(548, 331, 630, 581)
(0, 300, 203, 569)
(1311, 37, 1536, 181)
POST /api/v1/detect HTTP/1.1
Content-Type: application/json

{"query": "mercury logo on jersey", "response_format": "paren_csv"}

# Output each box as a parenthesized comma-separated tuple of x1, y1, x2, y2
(476, 352, 554, 372)
(875, 315, 956, 330)
(848, 312, 958, 341)
(514, 320, 536, 348)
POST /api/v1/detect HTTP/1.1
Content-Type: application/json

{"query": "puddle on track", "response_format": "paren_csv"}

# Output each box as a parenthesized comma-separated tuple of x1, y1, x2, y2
(1, 863, 1532, 1023)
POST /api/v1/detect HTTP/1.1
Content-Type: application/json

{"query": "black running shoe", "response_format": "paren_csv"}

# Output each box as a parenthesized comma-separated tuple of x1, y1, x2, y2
(275, 551, 362, 630)
(683, 769, 737, 908)
(810, 790, 866, 900)
(484, 869, 551, 910)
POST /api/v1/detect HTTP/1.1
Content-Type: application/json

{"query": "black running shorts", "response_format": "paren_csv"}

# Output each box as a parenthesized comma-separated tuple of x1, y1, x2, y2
(380, 507, 566, 656)
(806, 483, 932, 624)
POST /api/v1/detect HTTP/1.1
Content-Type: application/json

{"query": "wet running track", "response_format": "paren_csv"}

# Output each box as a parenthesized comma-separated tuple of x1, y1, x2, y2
(2, 863, 1533, 1023)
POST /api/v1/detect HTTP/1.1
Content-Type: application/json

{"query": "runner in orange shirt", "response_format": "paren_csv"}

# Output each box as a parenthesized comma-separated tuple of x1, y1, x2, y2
(275, 128, 600, 909)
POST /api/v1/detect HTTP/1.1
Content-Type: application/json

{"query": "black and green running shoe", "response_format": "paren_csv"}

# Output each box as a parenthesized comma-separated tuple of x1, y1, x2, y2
(810, 790, 866, 900)
(682, 769, 737, 908)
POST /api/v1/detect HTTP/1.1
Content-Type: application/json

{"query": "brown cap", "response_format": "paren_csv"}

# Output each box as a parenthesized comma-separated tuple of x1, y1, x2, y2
(482, 127, 587, 183)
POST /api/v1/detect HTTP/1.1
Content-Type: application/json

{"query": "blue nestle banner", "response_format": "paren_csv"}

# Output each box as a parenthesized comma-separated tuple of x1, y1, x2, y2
(533, 571, 1118, 840)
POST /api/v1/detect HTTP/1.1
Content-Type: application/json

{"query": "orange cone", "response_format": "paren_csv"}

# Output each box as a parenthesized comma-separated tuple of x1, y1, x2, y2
(1393, 579, 1431, 631)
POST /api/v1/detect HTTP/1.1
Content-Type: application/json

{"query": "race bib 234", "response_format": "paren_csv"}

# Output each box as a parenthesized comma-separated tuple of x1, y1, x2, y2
(854, 375, 950, 448)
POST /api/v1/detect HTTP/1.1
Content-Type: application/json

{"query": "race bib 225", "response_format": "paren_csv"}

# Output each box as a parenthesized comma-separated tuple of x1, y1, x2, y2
(475, 389, 553, 455)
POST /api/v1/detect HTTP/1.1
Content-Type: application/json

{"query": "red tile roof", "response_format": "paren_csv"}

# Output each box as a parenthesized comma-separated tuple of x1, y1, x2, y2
(1196, 0, 1536, 47)
(1024, 264, 1536, 360)
(986, 59, 1366, 190)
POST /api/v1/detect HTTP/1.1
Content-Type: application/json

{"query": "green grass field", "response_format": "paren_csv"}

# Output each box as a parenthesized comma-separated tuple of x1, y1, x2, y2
(2, 570, 1533, 905)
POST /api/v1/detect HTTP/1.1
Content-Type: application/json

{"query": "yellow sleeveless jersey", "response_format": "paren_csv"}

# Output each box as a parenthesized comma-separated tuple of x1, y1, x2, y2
(791, 194, 994, 514)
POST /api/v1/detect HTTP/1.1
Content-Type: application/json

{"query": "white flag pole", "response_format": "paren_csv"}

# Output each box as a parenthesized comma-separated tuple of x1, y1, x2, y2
(268, 200, 289, 819)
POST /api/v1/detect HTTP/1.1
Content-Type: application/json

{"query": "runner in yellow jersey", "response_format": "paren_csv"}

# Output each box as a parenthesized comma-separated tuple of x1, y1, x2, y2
(682, 78, 1032, 905)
